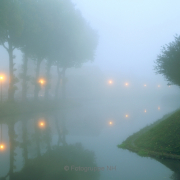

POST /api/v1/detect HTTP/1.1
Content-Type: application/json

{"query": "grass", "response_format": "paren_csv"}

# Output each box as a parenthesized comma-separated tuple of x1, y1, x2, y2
(118, 109, 180, 160)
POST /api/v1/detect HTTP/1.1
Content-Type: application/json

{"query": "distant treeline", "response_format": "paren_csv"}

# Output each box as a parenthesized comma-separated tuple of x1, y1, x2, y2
(0, 0, 98, 102)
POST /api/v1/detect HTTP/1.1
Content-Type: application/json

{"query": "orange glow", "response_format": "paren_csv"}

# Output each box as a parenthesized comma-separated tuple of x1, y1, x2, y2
(39, 79, 45, 85)
(125, 83, 128, 86)
(125, 115, 128, 118)
(144, 109, 147, 113)
(108, 80, 113, 84)
(0, 75, 4, 81)
(109, 121, 113, 125)
(39, 121, 46, 128)
(0, 144, 5, 150)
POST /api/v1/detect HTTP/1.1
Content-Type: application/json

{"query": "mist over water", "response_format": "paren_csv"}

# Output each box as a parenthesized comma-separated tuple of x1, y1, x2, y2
(1, 0, 180, 179)
(0, 73, 180, 179)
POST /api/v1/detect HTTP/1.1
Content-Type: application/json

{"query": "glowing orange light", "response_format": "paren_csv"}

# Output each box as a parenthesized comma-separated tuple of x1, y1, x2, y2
(39, 79, 45, 85)
(108, 80, 113, 84)
(0, 144, 5, 150)
(125, 115, 128, 118)
(0, 75, 4, 81)
(144, 109, 147, 113)
(39, 121, 46, 128)
(109, 121, 113, 125)
(125, 83, 128, 86)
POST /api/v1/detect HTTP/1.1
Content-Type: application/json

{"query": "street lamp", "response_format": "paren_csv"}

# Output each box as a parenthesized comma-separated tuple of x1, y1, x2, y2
(108, 80, 113, 85)
(39, 79, 45, 85)
(0, 144, 4, 150)
(0, 75, 4, 102)
(0, 124, 5, 151)
(38, 120, 46, 129)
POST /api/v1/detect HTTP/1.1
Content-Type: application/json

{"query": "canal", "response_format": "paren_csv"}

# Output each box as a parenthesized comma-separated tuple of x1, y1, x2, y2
(0, 96, 180, 180)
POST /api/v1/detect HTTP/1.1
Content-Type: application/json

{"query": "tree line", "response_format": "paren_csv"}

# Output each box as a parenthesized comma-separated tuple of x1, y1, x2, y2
(0, 0, 98, 102)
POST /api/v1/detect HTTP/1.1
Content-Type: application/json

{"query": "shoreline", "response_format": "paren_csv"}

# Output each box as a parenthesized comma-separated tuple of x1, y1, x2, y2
(118, 143, 180, 161)
(0, 99, 80, 119)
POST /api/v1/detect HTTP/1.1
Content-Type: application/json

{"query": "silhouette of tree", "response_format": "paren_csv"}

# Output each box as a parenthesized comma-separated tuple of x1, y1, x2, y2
(0, 0, 23, 101)
(155, 35, 180, 86)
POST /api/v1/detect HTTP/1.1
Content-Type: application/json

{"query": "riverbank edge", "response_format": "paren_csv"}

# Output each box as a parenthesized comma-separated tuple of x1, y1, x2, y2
(0, 99, 80, 119)
(118, 142, 180, 160)
(118, 109, 180, 161)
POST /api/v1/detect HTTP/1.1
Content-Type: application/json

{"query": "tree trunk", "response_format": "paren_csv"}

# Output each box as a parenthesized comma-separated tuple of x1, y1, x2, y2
(54, 114, 62, 146)
(34, 120, 41, 157)
(44, 61, 52, 100)
(22, 117, 28, 165)
(55, 65, 61, 100)
(22, 54, 28, 102)
(34, 59, 42, 100)
(62, 67, 66, 100)
(8, 121, 15, 180)
(8, 41, 15, 102)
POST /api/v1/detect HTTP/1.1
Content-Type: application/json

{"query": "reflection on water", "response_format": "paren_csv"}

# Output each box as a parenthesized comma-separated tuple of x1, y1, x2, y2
(0, 112, 100, 180)
(0, 100, 180, 180)
(13, 144, 99, 180)
(154, 158, 180, 180)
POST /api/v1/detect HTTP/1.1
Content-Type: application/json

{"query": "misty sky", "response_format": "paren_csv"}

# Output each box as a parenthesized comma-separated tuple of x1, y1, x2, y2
(1, 0, 180, 83)
(71, 0, 180, 79)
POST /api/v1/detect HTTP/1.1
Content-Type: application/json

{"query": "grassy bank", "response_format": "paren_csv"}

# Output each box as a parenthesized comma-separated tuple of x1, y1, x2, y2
(0, 99, 79, 119)
(118, 109, 180, 160)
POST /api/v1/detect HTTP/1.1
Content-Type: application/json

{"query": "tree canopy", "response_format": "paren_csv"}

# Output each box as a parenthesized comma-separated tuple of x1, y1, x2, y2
(154, 35, 180, 86)
(0, 0, 98, 101)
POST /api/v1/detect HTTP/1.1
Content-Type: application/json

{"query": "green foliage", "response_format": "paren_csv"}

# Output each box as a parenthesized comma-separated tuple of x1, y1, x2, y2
(0, 0, 99, 101)
(117, 143, 126, 149)
(134, 110, 180, 155)
(0, 0, 23, 45)
(118, 109, 180, 158)
(154, 35, 180, 86)
(137, 150, 148, 157)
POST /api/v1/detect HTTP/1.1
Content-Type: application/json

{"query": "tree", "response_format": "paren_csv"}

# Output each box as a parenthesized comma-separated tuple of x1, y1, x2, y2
(18, 0, 41, 101)
(53, 4, 98, 99)
(154, 35, 180, 86)
(0, 0, 23, 101)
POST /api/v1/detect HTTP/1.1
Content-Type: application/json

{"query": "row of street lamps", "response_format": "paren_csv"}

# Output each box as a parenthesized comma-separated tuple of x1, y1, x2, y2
(108, 107, 161, 125)
(0, 105, 162, 151)
(108, 80, 170, 88)
(0, 74, 172, 102)
(0, 75, 47, 102)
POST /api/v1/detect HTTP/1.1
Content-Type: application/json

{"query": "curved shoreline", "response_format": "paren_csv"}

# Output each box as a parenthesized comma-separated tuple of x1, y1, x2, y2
(119, 143, 180, 160)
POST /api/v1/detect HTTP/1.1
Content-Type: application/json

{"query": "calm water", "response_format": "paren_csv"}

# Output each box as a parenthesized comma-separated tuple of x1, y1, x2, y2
(0, 97, 180, 180)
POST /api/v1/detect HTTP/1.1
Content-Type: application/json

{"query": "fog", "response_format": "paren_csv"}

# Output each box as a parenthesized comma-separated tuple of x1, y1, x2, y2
(0, 0, 180, 180)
